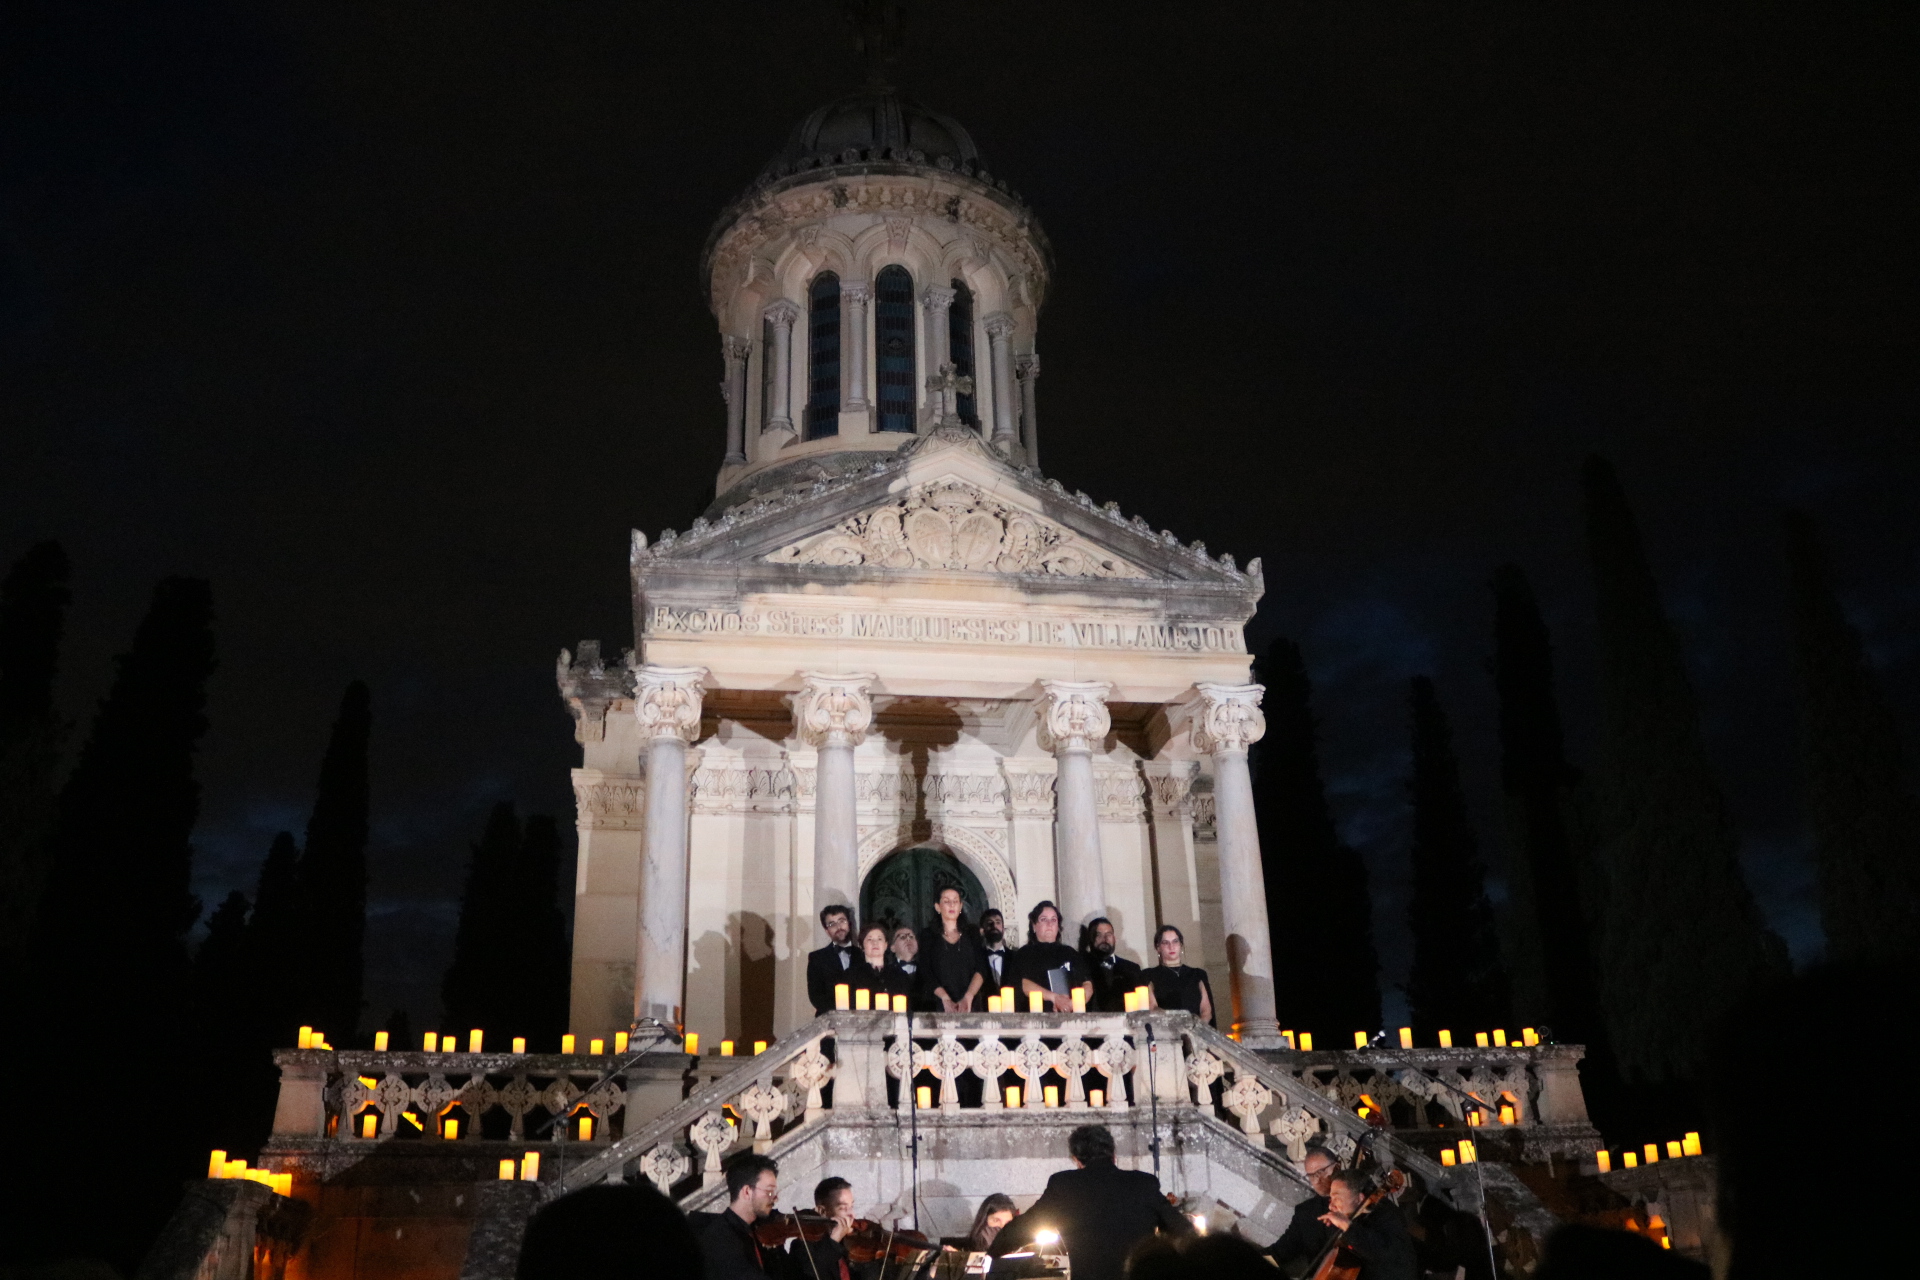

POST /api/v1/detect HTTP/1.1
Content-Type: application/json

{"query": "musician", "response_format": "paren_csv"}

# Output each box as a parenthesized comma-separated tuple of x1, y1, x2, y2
(990, 1124, 1189, 1280)
(805, 905, 859, 1016)
(919, 887, 988, 1012)
(848, 921, 903, 1007)
(1263, 1143, 1339, 1274)
(700, 1154, 783, 1279)
(787, 1176, 864, 1280)
(1145, 924, 1215, 1027)
(979, 909, 1014, 990)
(1012, 900, 1092, 1011)
(1082, 917, 1144, 1012)
(1316, 1169, 1417, 1280)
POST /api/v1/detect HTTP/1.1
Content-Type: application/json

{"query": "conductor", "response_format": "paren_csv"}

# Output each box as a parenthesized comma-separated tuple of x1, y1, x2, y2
(989, 1124, 1189, 1280)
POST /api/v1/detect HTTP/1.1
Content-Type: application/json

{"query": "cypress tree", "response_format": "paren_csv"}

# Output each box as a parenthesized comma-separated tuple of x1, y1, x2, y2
(443, 801, 524, 1035)
(1404, 676, 1510, 1040)
(193, 890, 264, 1150)
(1783, 511, 1920, 963)
(295, 681, 371, 1042)
(517, 813, 572, 1048)
(1582, 457, 1784, 1083)
(0, 541, 72, 963)
(1253, 638, 1383, 1036)
(247, 831, 304, 1046)
(1492, 563, 1609, 1052)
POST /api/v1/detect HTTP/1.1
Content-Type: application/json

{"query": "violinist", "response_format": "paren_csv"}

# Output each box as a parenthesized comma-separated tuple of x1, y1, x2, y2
(700, 1154, 783, 1279)
(1314, 1169, 1417, 1280)
(787, 1177, 864, 1280)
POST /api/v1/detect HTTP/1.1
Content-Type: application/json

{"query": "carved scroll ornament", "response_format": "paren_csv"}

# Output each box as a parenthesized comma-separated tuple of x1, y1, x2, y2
(1188, 681, 1267, 755)
(790, 672, 877, 748)
(1037, 680, 1113, 754)
(635, 666, 708, 743)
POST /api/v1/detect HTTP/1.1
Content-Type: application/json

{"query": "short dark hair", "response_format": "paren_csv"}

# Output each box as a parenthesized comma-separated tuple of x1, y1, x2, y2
(819, 904, 852, 927)
(724, 1153, 778, 1201)
(1328, 1169, 1370, 1197)
(1081, 916, 1114, 950)
(858, 920, 890, 945)
(516, 1183, 699, 1280)
(1067, 1124, 1116, 1164)
(981, 908, 1003, 922)
(1028, 899, 1062, 931)
(1154, 923, 1184, 947)
(814, 1176, 851, 1208)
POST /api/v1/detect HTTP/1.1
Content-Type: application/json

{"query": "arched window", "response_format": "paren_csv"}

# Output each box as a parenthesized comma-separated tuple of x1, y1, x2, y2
(949, 278, 977, 428)
(805, 272, 841, 440)
(875, 265, 917, 433)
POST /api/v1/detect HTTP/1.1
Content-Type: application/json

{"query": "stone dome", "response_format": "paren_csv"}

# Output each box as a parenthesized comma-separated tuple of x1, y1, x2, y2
(765, 86, 982, 176)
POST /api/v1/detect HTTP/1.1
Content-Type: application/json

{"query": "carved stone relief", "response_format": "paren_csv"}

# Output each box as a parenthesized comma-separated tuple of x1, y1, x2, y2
(573, 774, 646, 830)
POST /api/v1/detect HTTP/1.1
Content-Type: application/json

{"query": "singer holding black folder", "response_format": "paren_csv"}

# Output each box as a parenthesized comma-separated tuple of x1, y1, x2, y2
(1011, 900, 1093, 1011)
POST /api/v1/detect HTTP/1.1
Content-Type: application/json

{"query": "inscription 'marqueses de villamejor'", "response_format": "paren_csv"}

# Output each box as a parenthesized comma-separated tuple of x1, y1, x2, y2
(644, 605, 1246, 653)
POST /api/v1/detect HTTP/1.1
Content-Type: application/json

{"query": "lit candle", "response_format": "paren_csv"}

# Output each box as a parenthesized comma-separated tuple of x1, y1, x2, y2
(579, 1117, 594, 1141)
(753, 1040, 767, 1055)
(374, 1031, 389, 1051)
(916, 1086, 933, 1109)
(1001, 986, 1015, 1008)
(1499, 1104, 1516, 1125)
(1123, 991, 1139, 1012)
(1029, 990, 1045, 1013)
(361, 1113, 377, 1139)
(298, 1026, 313, 1049)
(1438, 1030, 1452, 1048)
(1644, 1143, 1659, 1164)
(1090, 1089, 1105, 1108)
(1398, 1027, 1413, 1049)
(1492, 1030, 1507, 1047)
(1299, 1033, 1313, 1052)
(520, 1152, 540, 1182)
(1666, 1141, 1682, 1160)
(1522, 1027, 1538, 1046)
(1457, 1139, 1476, 1164)
(1596, 1150, 1611, 1173)
(1623, 1152, 1638, 1168)
(615, 1032, 628, 1053)
(1682, 1132, 1702, 1156)
(588, 1038, 603, 1055)
(1353, 1031, 1368, 1049)
(1474, 1032, 1490, 1048)
(208, 1150, 227, 1179)
(834, 983, 851, 1011)
(424, 1032, 438, 1052)
(988, 994, 1002, 1012)
(1440, 1148, 1456, 1166)
(498, 1159, 516, 1181)
(1467, 1109, 1482, 1127)
(855, 988, 872, 1011)
(1006, 1086, 1022, 1108)
(444, 1119, 459, 1140)
(439, 1033, 452, 1051)
(469, 1030, 484, 1053)
(1071, 988, 1087, 1013)
(683, 1033, 699, 1055)
(512, 1037, 526, 1054)
(893, 995, 907, 1013)
(720, 1040, 735, 1056)
(561, 1034, 576, 1054)
(1044, 1085, 1059, 1108)
(273, 1173, 292, 1197)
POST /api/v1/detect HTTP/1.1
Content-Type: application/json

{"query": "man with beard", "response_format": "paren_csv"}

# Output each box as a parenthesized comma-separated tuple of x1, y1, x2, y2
(1263, 1144, 1339, 1275)
(978, 908, 1014, 991)
(806, 904, 858, 1015)
(1081, 917, 1144, 1013)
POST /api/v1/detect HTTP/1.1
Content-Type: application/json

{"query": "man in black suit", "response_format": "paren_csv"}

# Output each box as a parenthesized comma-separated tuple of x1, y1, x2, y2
(698, 1153, 783, 1278)
(990, 1124, 1189, 1280)
(1265, 1142, 1340, 1274)
(805, 903, 858, 1015)
(1082, 917, 1144, 1012)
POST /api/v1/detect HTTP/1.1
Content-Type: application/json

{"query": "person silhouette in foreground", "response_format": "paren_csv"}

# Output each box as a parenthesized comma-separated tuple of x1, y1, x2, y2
(990, 1124, 1188, 1280)
(514, 1181, 700, 1280)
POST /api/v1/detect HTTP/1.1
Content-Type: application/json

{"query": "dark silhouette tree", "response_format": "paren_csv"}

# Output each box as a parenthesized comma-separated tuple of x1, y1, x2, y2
(1404, 677, 1510, 1040)
(1253, 638, 1382, 1036)
(247, 831, 305, 1046)
(192, 890, 265, 1151)
(1582, 457, 1784, 1083)
(1492, 563, 1610, 1054)
(295, 681, 371, 1042)
(0, 541, 72, 965)
(443, 803, 571, 1045)
(516, 812, 572, 1049)
(1783, 511, 1920, 963)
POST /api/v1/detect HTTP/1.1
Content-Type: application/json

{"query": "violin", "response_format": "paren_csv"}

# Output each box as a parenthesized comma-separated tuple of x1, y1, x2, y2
(754, 1209, 937, 1269)
(1305, 1167, 1407, 1280)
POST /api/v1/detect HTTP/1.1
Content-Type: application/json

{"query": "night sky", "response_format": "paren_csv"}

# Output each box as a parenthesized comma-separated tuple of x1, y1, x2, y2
(5, 2, 1915, 1027)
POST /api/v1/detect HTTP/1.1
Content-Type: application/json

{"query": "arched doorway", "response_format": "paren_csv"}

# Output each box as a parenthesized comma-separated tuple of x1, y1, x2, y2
(860, 846, 988, 933)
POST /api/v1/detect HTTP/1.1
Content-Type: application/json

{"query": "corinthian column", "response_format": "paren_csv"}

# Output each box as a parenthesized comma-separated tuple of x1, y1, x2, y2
(842, 281, 871, 412)
(1187, 682, 1279, 1046)
(791, 672, 876, 922)
(984, 312, 1017, 454)
(721, 335, 750, 465)
(633, 665, 707, 1029)
(1038, 680, 1112, 929)
(1015, 353, 1040, 464)
(763, 299, 801, 439)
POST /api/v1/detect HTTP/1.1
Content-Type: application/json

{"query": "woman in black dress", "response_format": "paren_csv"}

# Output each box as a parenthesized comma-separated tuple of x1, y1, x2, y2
(916, 886, 987, 1012)
(849, 920, 902, 1008)
(1146, 923, 1215, 1027)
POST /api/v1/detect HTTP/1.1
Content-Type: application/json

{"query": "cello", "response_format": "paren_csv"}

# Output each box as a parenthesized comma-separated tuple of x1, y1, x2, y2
(1304, 1167, 1407, 1280)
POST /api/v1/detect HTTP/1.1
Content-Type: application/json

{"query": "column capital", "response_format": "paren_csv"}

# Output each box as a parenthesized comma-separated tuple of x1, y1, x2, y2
(722, 334, 752, 361)
(634, 665, 709, 743)
(1015, 352, 1041, 379)
(920, 285, 956, 312)
(1185, 682, 1266, 755)
(983, 311, 1016, 339)
(1036, 679, 1114, 754)
(763, 298, 802, 329)
(790, 672, 877, 749)
(841, 279, 871, 303)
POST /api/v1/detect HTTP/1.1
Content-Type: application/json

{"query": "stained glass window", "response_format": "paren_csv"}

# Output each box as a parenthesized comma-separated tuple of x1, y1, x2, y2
(875, 265, 916, 433)
(949, 278, 977, 428)
(805, 272, 841, 440)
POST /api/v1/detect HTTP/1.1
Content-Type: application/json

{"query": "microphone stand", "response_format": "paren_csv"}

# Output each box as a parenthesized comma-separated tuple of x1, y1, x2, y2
(531, 1016, 686, 1196)
(1144, 1020, 1161, 1180)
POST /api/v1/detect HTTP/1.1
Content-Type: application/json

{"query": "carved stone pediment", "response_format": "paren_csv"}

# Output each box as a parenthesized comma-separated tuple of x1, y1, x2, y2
(764, 479, 1146, 579)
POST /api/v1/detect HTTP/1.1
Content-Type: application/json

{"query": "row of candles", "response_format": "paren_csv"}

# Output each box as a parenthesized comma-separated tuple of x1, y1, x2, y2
(1284, 1027, 1543, 1052)
(1595, 1133, 1704, 1171)
(497, 1152, 542, 1181)
(910, 1083, 1099, 1108)
(830, 983, 1156, 1013)
(302, 1026, 642, 1056)
(206, 1150, 292, 1196)
(353, 1107, 602, 1142)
